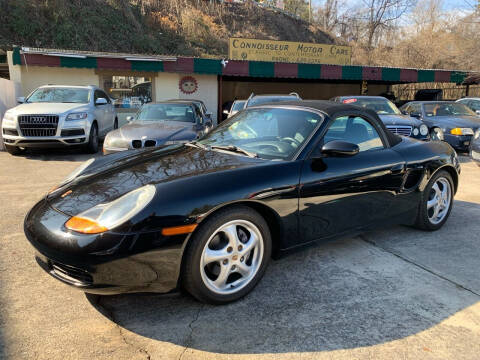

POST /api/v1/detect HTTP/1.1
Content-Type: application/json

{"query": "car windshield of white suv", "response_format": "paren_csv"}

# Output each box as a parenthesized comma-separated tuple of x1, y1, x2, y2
(198, 107, 322, 160)
(27, 88, 90, 103)
(343, 98, 401, 115)
(135, 104, 196, 123)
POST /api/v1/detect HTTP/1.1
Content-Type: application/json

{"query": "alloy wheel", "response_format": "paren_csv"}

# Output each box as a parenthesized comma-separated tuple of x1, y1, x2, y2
(200, 220, 264, 295)
(427, 177, 452, 225)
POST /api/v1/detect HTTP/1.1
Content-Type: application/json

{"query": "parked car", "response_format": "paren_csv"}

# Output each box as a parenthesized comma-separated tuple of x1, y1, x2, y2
(1, 85, 117, 154)
(168, 99, 215, 125)
(456, 97, 480, 115)
(25, 100, 459, 304)
(401, 101, 480, 151)
(244, 92, 301, 108)
(227, 100, 246, 118)
(103, 101, 213, 155)
(470, 129, 480, 166)
(331, 96, 438, 141)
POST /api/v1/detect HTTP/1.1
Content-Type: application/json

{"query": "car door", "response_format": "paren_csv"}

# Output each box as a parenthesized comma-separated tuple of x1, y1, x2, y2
(100, 90, 115, 133)
(93, 90, 108, 135)
(298, 113, 406, 243)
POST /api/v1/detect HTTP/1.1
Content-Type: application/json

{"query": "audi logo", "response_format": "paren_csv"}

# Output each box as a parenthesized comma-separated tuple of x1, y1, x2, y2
(31, 117, 47, 124)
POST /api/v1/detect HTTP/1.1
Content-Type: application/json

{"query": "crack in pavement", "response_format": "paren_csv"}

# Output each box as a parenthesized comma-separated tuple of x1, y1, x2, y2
(360, 234, 480, 298)
(93, 295, 152, 360)
(178, 304, 205, 360)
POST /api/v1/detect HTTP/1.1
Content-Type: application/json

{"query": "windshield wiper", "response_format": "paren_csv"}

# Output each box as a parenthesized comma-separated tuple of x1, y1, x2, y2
(211, 145, 258, 158)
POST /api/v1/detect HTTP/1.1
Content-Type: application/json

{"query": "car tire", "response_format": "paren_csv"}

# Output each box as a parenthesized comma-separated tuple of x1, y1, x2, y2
(414, 170, 454, 231)
(4, 144, 23, 155)
(85, 123, 99, 154)
(182, 206, 272, 304)
(113, 118, 118, 130)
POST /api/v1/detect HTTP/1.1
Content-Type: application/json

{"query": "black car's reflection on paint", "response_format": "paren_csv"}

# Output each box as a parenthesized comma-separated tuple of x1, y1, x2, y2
(24, 101, 460, 303)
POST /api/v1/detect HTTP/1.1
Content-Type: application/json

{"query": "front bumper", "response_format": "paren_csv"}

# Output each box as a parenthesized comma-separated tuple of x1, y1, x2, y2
(444, 134, 472, 151)
(3, 134, 87, 148)
(24, 199, 186, 294)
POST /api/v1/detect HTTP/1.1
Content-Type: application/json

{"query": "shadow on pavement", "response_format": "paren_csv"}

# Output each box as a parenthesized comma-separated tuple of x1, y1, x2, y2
(87, 201, 480, 354)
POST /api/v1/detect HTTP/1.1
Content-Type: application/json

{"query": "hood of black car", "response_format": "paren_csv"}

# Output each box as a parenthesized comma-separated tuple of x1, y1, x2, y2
(378, 114, 422, 126)
(428, 116, 480, 129)
(117, 121, 198, 142)
(47, 145, 265, 216)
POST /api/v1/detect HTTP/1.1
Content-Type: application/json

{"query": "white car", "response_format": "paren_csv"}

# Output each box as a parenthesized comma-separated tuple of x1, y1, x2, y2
(1, 85, 118, 155)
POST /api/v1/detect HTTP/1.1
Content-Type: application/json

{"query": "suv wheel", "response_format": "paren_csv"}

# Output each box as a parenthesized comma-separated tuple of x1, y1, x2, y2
(85, 123, 99, 154)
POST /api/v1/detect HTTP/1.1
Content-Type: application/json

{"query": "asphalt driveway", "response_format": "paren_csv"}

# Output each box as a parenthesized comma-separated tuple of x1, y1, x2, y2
(0, 149, 479, 360)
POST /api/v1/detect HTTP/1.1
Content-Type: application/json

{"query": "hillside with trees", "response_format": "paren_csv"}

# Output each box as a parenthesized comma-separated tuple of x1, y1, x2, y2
(0, 0, 333, 57)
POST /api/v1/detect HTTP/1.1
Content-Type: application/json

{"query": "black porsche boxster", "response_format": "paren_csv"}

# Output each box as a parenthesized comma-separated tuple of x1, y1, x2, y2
(25, 101, 460, 304)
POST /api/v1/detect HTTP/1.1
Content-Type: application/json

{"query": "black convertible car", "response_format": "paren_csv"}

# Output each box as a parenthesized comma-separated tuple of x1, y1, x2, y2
(25, 101, 460, 304)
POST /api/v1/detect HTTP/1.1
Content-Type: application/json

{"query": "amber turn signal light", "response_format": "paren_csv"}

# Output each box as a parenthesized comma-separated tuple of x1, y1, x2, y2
(161, 224, 197, 236)
(65, 216, 109, 234)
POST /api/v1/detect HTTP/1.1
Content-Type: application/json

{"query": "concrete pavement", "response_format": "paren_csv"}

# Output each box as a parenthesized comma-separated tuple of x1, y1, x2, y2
(0, 149, 479, 359)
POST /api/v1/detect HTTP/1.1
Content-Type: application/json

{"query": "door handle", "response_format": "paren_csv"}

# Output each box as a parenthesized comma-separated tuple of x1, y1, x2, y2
(390, 164, 405, 174)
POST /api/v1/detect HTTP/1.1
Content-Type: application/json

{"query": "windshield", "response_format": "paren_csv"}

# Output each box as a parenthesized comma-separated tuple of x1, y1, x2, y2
(199, 107, 322, 160)
(27, 87, 90, 103)
(232, 101, 246, 111)
(135, 104, 196, 123)
(247, 96, 298, 107)
(424, 103, 476, 117)
(343, 98, 401, 115)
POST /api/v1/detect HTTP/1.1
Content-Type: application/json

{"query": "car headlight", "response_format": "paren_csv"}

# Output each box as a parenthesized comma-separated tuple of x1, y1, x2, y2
(2, 112, 16, 127)
(451, 127, 474, 136)
(431, 127, 444, 141)
(66, 112, 88, 121)
(420, 124, 428, 136)
(104, 136, 128, 149)
(412, 127, 419, 136)
(65, 184, 156, 234)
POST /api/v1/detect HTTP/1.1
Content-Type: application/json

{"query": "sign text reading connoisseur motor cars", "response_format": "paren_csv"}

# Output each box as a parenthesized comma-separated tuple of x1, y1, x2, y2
(228, 38, 352, 65)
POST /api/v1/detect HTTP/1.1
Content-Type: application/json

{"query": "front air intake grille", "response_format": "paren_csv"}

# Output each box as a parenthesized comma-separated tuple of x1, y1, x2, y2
(386, 125, 412, 137)
(61, 129, 85, 137)
(50, 261, 93, 284)
(132, 140, 142, 148)
(144, 140, 156, 147)
(19, 114, 59, 137)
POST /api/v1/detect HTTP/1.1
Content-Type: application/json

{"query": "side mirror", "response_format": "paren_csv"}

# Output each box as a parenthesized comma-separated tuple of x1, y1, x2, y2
(17, 97, 25, 104)
(410, 112, 421, 118)
(126, 116, 134, 122)
(321, 140, 359, 157)
(95, 98, 108, 106)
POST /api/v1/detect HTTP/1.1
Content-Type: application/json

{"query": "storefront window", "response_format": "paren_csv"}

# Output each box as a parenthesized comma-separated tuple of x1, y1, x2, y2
(102, 75, 153, 111)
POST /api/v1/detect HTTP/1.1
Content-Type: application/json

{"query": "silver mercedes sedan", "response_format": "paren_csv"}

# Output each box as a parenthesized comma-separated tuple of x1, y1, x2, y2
(103, 101, 213, 155)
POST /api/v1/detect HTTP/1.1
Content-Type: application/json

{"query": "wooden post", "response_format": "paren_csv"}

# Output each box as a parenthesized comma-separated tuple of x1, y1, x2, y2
(217, 75, 223, 125)
(466, 84, 470, 97)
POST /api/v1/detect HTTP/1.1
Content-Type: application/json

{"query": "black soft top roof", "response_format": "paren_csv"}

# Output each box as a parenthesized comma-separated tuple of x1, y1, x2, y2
(257, 100, 402, 147)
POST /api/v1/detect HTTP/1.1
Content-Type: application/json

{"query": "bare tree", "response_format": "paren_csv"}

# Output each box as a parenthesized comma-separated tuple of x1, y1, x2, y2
(361, 0, 416, 51)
